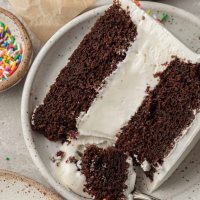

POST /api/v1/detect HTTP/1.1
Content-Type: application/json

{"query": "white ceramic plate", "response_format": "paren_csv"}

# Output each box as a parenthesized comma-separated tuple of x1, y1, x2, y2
(0, 170, 62, 200)
(21, 2, 200, 200)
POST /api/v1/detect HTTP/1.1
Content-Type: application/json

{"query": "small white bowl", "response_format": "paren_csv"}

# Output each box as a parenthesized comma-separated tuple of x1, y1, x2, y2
(0, 7, 32, 92)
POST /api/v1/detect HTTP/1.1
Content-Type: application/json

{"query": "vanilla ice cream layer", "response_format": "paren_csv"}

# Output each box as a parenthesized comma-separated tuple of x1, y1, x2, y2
(77, 1, 199, 140)
(53, 137, 136, 199)
(77, 0, 200, 192)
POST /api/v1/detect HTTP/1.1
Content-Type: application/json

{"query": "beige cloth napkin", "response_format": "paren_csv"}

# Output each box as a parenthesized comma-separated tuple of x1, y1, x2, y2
(8, 0, 95, 42)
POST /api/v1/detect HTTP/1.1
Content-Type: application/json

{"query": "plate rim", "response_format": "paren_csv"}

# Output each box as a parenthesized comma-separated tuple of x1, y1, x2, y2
(21, 2, 200, 200)
(0, 170, 62, 200)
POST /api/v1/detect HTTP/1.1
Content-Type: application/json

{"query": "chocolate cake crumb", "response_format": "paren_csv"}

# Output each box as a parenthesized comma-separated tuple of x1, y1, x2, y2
(116, 57, 200, 178)
(81, 145, 129, 200)
(56, 151, 65, 158)
(32, 2, 137, 141)
(145, 85, 150, 93)
(66, 130, 78, 144)
(50, 157, 56, 163)
(52, 151, 65, 166)
(66, 156, 78, 163)
(67, 130, 78, 140)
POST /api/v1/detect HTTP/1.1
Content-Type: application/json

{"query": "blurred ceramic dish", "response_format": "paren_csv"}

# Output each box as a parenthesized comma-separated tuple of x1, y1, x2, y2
(21, 2, 200, 200)
(0, 7, 32, 92)
(0, 170, 62, 200)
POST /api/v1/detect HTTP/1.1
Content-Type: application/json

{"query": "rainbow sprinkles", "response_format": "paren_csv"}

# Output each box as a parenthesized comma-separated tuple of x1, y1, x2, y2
(133, 0, 169, 24)
(0, 21, 23, 81)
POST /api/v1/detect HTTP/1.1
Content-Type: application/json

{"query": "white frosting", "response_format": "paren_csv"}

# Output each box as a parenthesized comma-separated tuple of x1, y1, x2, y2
(124, 157, 136, 199)
(54, 137, 113, 198)
(77, 44, 161, 140)
(54, 137, 136, 198)
(141, 160, 151, 172)
(77, 0, 200, 193)
(120, 0, 200, 192)
(31, 106, 38, 126)
(78, 0, 200, 141)
(55, 0, 200, 197)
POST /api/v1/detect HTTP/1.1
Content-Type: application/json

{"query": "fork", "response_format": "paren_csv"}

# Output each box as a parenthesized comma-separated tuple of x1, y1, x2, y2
(133, 191, 161, 200)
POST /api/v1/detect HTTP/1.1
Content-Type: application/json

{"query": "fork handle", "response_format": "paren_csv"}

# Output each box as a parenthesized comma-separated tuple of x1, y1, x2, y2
(133, 191, 161, 200)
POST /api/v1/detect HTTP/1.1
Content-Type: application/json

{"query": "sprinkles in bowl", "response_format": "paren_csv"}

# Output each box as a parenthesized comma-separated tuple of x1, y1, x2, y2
(0, 21, 23, 81)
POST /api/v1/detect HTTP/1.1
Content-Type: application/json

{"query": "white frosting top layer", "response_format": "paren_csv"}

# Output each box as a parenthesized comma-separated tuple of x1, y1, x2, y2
(54, 137, 136, 199)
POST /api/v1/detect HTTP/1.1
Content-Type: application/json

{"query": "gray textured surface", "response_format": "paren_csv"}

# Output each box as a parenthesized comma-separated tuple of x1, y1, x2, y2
(0, 0, 46, 186)
(0, 0, 200, 197)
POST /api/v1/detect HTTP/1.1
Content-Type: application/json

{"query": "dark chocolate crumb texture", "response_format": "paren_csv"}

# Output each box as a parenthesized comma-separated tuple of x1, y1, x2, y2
(32, 2, 137, 141)
(81, 145, 129, 200)
(32, 0, 200, 195)
(116, 57, 200, 178)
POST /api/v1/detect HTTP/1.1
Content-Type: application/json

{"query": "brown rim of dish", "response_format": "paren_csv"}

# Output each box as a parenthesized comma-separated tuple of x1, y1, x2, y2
(0, 170, 63, 200)
(0, 7, 32, 92)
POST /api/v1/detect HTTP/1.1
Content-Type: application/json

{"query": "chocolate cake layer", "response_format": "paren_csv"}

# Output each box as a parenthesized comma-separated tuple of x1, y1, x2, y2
(81, 145, 129, 200)
(32, 3, 137, 141)
(116, 57, 200, 177)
